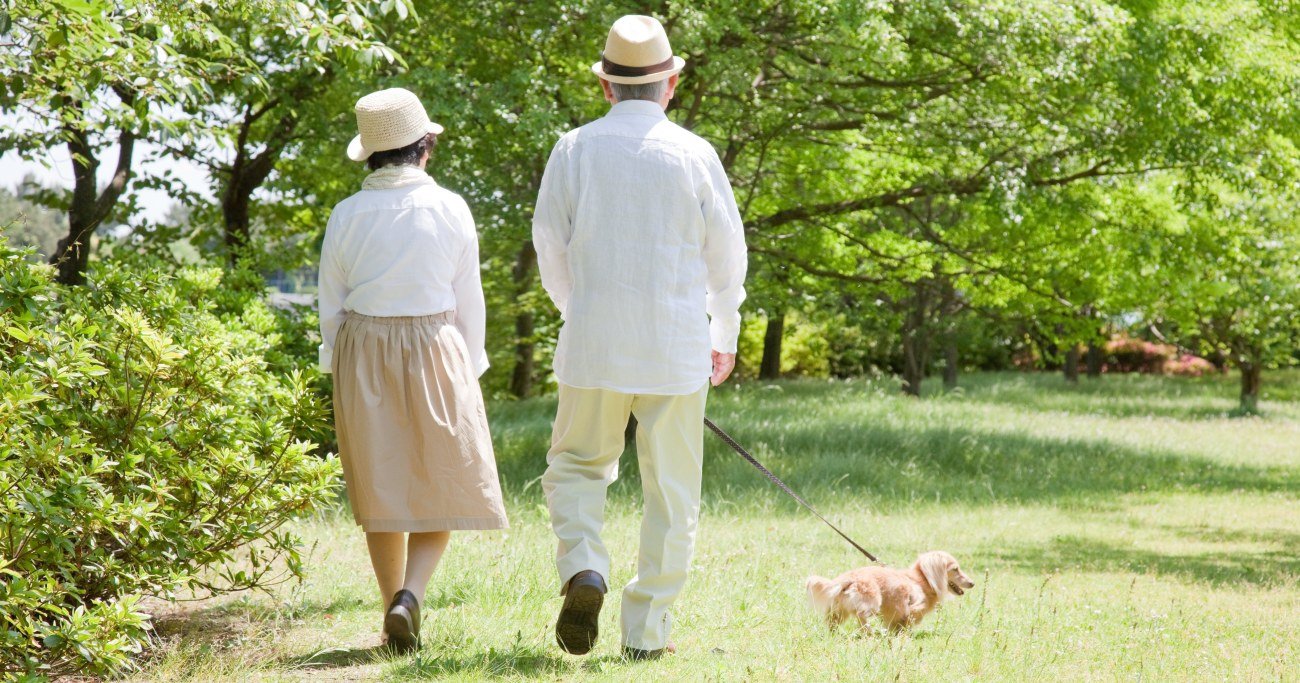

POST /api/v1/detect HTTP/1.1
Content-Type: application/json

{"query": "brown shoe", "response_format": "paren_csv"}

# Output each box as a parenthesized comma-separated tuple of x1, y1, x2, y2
(623, 642, 677, 661)
(556, 570, 606, 655)
(383, 589, 421, 654)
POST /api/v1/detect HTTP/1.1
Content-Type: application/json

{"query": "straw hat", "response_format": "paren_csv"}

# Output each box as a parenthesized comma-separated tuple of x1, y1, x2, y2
(591, 15, 685, 85)
(347, 88, 444, 162)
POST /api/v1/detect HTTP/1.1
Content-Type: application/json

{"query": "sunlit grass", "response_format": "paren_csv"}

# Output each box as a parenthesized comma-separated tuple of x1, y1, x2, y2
(133, 371, 1299, 681)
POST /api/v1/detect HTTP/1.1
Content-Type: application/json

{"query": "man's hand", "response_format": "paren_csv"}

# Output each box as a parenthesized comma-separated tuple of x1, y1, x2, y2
(711, 351, 736, 387)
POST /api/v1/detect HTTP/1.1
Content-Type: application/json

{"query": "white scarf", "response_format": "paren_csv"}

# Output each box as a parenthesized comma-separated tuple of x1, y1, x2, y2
(361, 165, 432, 190)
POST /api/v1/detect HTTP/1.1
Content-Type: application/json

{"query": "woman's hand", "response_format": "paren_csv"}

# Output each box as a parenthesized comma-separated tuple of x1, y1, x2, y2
(711, 351, 736, 386)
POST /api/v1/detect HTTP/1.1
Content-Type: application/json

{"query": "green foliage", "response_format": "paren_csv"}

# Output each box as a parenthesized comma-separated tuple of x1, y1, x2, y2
(1144, 177, 1300, 407)
(9, 0, 1300, 394)
(0, 238, 340, 679)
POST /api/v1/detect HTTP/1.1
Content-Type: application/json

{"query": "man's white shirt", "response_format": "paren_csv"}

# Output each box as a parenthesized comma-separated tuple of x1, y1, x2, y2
(533, 99, 748, 395)
(317, 176, 489, 377)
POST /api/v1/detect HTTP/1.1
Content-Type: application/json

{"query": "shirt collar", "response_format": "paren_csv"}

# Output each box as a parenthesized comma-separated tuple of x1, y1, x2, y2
(607, 99, 668, 120)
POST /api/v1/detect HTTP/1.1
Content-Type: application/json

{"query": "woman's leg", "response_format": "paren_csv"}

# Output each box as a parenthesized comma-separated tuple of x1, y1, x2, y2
(366, 532, 408, 607)
(402, 531, 451, 605)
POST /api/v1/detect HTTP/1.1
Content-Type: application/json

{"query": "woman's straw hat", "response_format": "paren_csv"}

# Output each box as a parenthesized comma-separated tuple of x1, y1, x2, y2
(590, 15, 685, 85)
(347, 88, 444, 162)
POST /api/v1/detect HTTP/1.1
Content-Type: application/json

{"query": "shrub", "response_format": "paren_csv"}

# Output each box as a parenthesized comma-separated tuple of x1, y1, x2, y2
(1163, 353, 1217, 377)
(1102, 334, 1216, 376)
(1104, 334, 1175, 373)
(735, 311, 833, 379)
(0, 239, 340, 679)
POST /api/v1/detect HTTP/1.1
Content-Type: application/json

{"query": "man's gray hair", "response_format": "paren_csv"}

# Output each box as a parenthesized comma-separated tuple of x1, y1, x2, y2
(609, 78, 669, 103)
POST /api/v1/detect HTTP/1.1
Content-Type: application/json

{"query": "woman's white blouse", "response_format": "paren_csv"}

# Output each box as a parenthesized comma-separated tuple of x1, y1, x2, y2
(317, 176, 488, 377)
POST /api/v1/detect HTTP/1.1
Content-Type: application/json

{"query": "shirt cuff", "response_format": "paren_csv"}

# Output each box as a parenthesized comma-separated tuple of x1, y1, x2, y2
(472, 351, 490, 378)
(318, 344, 333, 374)
(710, 314, 741, 354)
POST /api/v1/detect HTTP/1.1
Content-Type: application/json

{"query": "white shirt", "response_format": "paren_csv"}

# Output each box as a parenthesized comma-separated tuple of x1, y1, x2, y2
(318, 170, 489, 377)
(532, 99, 748, 394)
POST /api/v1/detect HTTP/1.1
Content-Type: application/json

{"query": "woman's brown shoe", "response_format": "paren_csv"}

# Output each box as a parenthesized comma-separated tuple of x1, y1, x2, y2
(384, 589, 421, 654)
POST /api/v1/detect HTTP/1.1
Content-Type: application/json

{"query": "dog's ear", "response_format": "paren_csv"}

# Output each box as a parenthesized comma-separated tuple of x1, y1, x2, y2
(917, 552, 950, 601)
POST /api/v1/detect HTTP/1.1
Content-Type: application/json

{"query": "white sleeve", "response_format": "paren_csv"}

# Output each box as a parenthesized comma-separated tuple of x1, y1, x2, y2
(531, 139, 574, 317)
(317, 211, 348, 373)
(452, 203, 490, 378)
(700, 149, 748, 353)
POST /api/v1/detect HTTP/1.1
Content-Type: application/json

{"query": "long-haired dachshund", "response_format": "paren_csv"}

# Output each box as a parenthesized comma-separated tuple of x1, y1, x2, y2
(806, 551, 974, 632)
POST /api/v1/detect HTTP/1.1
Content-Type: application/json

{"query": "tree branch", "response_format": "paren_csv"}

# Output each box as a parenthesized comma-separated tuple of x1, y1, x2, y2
(747, 240, 889, 284)
(93, 126, 136, 220)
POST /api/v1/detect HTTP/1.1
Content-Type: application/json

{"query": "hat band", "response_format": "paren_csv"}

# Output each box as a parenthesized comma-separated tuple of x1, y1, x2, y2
(601, 55, 676, 77)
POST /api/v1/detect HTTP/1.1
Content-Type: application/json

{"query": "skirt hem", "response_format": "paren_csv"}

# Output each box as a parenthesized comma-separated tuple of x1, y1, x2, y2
(356, 516, 510, 533)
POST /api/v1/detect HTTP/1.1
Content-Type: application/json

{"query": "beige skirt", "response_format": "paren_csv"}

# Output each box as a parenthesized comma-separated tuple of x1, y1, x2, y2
(332, 311, 508, 532)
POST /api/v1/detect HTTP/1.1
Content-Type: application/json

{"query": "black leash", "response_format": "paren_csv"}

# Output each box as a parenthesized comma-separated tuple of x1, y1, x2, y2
(703, 417, 881, 564)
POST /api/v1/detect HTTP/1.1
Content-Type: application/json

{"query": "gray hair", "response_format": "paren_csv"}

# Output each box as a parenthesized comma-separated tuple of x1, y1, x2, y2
(609, 78, 669, 103)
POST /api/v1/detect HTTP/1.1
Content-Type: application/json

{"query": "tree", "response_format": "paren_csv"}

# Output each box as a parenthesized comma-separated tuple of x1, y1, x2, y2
(1, 1, 247, 283)
(0, 0, 400, 283)
(1153, 179, 1300, 411)
(152, 1, 403, 267)
(707, 0, 1299, 395)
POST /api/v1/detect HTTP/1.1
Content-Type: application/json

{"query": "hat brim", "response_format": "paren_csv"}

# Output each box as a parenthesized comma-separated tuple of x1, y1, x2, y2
(347, 120, 445, 162)
(591, 56, 685, 85)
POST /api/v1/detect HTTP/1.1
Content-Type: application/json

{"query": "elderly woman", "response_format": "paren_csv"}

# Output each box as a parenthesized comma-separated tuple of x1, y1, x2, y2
(317, 88, 508, 653)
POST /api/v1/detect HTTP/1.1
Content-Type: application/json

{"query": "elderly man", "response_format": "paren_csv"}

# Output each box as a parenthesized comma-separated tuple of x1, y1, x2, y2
(532, 14, 748, 660)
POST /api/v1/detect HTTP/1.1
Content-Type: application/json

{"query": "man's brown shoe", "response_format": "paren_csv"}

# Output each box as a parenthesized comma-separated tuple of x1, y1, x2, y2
(555, 570, 606, 655)
(623, 642, 676, 661)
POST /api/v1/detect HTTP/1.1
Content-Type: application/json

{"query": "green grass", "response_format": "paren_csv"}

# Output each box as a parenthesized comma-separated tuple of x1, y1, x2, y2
(133, 371, 1300, 681)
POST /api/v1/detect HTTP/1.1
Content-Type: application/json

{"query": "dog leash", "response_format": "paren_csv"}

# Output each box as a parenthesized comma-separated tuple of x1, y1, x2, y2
(703, 417, 881, 564)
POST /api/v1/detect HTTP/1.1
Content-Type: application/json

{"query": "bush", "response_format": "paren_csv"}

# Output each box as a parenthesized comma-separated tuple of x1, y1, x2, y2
(1162, 353, 1217, 377)
(735, 311, 834, 379)
(1105, 334, 1175, 373)
(0, 239, 340, 679)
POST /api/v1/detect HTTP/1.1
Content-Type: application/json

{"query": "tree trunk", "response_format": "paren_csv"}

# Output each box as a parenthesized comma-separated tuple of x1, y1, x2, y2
(50, 121, 135, 286)
(221, 101, 299, 265)
(901, 331, 925, 396)
(759, 312, 785, 380)
(900, 294, 930, 397)
(942, 334, 959, 391)
(508, 241, 537, 398)
(222, 184, 253, 259)
(1239, 362, 1262, 412)
(1085, 341, 1103, 378)
(939, 281, 960, 391)
(1063, 346, 1080, 383)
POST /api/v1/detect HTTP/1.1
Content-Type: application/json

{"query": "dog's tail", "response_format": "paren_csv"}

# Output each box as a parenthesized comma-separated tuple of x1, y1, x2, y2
(805, 575, 843, 615)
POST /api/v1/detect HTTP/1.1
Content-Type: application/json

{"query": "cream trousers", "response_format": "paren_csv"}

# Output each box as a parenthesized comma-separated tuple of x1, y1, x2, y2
(542, 382, 708, 651)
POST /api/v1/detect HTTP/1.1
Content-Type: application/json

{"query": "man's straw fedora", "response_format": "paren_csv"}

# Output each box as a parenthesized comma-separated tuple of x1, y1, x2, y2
(347, 88, 444, 162)
(591, 15, 685, 85)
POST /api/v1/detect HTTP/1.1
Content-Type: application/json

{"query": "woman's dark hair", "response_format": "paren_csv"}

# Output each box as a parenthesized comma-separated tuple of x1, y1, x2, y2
(366, 132, 438, 171)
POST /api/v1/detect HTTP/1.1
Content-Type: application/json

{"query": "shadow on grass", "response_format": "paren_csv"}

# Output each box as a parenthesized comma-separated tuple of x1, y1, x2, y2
(996, 531, 1300, 588)
(280, 643, 393, 670)
(932, 370, 1300, 412)
(1163, 524, 1300, 550)
(732, 415, 1296, 504)
(149, 604, 248, 644)
(387, 643, 619, 679)
(488, 388, 1298, 515)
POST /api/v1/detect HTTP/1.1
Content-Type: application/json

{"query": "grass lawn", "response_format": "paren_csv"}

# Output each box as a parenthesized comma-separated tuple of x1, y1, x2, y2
(134, 371, 1300, 681)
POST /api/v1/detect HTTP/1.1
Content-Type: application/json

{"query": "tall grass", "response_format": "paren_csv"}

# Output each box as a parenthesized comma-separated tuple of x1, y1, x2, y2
(135, 371, 1299, 682)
